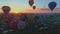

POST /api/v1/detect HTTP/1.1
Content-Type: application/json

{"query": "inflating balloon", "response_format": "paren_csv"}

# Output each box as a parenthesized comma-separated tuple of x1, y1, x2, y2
(28, 0, 34, 7)
(33, 6, 36, 10)
(48, 2, 57, 11)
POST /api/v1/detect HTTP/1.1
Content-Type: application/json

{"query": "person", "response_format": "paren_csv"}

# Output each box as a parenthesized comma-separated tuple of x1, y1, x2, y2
(32, 16, 40, 32)
(17, 15, 26, 34)
(0, 6, 13, 34)
(9, 17, 18, 29)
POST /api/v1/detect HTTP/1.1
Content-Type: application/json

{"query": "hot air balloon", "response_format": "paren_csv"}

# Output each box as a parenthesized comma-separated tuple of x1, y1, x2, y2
(33, 6, 36, 10)
(48, 2, 57, 11)
(28, 0, 34, 7)
(2, 6, 11, 14)
(29, 0, 33, 1)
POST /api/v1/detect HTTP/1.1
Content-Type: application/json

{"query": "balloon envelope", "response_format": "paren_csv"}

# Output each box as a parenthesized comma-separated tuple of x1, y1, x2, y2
(29, 0, 33, 1)
(48, 2, 57, 11)
(33, 6, 36, 10)
(28, 0, 34, 7)
(2, 6, 11, 13)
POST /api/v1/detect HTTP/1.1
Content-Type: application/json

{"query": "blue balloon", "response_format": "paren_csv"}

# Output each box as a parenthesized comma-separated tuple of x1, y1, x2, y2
(48, 2, 57, 11)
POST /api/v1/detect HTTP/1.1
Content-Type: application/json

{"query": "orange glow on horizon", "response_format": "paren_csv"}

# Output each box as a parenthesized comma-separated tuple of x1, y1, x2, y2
(0, 8, 60, 13)
(0, 9, 3, 13)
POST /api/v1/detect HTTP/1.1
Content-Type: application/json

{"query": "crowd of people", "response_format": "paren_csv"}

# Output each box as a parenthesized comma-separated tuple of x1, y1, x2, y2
(0, 6, 43, 34)
(0, 6, 59, 34)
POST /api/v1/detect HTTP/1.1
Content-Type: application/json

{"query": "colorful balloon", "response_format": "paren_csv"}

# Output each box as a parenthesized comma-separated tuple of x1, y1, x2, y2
(33, 6, 36, 10)
(2, 6, 11, 14)
(48, 2, 57, 11)
(28, 0, 34, 7)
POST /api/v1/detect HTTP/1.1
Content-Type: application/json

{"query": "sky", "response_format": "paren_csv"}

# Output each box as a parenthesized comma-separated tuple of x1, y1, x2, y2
(0, 0, 60, 13)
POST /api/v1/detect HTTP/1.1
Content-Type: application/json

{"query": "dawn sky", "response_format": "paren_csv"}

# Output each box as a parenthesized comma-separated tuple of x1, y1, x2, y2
(0, 0, 60, 13)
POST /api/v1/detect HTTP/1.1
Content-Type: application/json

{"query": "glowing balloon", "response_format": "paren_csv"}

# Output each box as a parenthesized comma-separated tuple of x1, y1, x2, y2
(48, 2, 57, 11)
(33, 6, 36, 10)
(28, 0, 34, 7)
